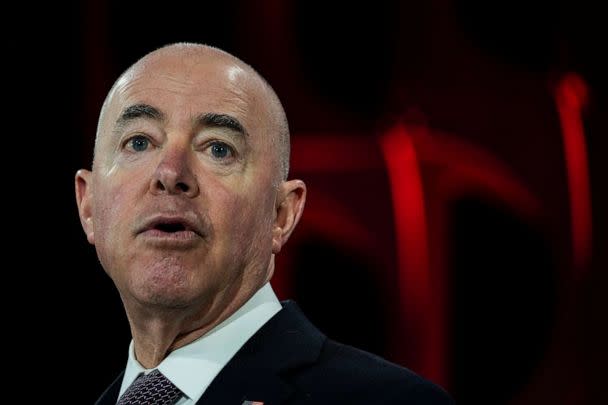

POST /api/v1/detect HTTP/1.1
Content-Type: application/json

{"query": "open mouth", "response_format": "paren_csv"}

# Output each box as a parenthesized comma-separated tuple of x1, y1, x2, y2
(138, 215, 202, 245)
(154, 222, 188, 233)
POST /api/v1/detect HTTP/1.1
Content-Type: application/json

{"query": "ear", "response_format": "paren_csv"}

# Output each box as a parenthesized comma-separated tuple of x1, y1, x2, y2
(272, 179, 306, 254)
(75, 169, 95, 245)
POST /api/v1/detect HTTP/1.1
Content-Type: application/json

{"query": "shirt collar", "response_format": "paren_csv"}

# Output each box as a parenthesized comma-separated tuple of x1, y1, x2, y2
(119, 283, 282, 401)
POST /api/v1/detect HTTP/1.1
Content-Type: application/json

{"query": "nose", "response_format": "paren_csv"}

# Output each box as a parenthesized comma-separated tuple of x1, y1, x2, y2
(149, 145, 200, 198)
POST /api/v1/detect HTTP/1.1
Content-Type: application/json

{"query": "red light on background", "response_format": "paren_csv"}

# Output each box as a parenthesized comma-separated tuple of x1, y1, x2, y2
(555, 73, 592, 278)
(380, 123, 441, 382)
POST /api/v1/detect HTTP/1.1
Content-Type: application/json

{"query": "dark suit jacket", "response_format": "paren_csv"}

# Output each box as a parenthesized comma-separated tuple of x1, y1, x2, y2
(95, 301, 454, 404)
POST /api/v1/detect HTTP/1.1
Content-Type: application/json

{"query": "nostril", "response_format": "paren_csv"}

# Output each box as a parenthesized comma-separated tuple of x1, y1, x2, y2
(150, 176, 195, 195)
(176, 182, 189, 193)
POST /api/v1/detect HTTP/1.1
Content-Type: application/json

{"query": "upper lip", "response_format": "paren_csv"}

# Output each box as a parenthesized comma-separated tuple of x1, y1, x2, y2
(137, 213, 203, 236)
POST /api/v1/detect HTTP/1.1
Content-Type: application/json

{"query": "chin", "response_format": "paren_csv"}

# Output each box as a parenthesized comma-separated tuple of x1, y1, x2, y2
(128, 260, 202, 309)
(127, 276, 203, 309)
(140, 291, 193, 309)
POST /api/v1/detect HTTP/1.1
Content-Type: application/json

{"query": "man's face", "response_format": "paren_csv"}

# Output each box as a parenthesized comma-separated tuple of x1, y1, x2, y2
(78, 53, 282, 309)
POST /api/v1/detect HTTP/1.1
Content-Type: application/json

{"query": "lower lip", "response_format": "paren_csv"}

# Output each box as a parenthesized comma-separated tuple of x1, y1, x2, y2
(138, 229, 201, 248)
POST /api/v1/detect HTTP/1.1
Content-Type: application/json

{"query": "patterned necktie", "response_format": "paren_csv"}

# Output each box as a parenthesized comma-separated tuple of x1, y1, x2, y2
(117, 369, 183, 405)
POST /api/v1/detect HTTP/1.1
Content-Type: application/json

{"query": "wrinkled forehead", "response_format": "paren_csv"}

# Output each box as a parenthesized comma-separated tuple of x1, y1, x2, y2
(116, 55, 248, 111)
(100, 52, 270, 138)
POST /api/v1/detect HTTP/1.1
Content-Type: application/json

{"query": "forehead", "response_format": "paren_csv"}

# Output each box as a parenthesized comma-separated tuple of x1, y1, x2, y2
(106, 53, 265, 128)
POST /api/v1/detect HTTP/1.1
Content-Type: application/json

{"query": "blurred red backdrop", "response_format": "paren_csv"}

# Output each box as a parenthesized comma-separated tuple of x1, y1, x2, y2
(8, 0, 605, 404)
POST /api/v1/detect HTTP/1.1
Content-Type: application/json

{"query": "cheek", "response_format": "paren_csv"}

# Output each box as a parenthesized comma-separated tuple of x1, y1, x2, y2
(225, 205, 273, 273)
(93, 178, 142, 251)
(210, 183, 274, 252)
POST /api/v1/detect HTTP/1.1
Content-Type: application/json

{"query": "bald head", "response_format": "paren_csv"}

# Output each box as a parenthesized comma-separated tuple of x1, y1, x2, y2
(95, 43, 290, 180)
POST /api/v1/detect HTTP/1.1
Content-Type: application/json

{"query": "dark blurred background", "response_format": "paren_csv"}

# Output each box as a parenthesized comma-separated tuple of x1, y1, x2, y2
(7, 1, 606, 404)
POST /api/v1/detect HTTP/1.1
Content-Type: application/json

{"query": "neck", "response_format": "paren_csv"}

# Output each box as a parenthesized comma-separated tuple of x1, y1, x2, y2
(124, 280, 264, 369)
(130, 316, 213, 368)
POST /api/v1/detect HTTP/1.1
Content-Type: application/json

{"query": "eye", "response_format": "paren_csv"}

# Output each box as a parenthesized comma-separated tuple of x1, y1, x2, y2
(126, 135, 150, 152)
(209, 141, 234, 160)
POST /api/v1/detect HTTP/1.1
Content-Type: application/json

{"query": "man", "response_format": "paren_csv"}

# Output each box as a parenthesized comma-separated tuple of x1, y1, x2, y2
(75, 42, 454, 404)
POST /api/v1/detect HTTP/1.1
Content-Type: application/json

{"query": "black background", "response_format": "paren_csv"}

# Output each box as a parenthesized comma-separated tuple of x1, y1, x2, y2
(6, 1, 606, 403)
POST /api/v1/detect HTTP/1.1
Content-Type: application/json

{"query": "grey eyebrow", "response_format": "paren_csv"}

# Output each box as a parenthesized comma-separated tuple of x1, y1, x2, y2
(115, 104, 165, 129)
(197, 113, 248, 136)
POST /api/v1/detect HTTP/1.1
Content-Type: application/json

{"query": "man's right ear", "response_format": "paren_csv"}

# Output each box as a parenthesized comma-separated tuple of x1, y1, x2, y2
(75, 169, 95, 245)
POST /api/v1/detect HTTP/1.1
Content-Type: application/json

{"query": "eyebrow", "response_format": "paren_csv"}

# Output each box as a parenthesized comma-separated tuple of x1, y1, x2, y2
(113, 105, 247, 137)
(197, 113, 248, 137)
(115, 104, 165, 130)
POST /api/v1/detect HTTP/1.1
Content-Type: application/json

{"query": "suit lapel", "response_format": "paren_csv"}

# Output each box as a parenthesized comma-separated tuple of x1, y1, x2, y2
(95, 301, 325, 405)
(198, 301, 326, 404)
(94, 370, 124, 405)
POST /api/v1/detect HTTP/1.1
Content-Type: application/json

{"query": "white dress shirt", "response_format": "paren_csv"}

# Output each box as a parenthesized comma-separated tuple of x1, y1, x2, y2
(117, 283, 282, 404)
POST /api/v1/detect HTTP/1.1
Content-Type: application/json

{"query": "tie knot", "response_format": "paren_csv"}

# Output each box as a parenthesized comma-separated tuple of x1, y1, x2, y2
(117, 369, 183, 405)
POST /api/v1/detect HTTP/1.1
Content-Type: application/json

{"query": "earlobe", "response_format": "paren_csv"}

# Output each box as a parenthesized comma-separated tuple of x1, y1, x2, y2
(75, 169, 95, 245)
(272, 179, 306, 254)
